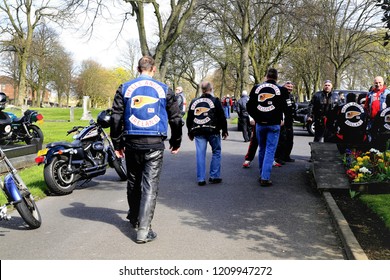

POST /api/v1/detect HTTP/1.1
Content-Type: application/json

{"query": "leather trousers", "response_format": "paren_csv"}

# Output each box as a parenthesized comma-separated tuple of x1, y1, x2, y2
(125, 148, 164, 234)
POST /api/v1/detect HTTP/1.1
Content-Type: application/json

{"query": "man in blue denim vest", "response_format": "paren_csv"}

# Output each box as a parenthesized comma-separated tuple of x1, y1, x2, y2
(111, 56, 182, 243)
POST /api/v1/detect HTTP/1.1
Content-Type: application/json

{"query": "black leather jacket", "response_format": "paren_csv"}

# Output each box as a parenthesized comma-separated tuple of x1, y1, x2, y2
(186, 93, 227, 136)
(308, 90, 341, 120)
(247, 80, 288, 126)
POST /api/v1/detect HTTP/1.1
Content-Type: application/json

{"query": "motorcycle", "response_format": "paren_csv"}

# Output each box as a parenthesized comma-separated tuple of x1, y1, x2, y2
(293, 102, 315, 136)
(35, 109, 127, 195)
(0, 109, 44, 145)
(0, 147, 42, 228)
(0, 111, 12, 140)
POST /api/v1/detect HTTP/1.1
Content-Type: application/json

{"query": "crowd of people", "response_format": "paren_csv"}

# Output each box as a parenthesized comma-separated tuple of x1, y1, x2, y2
(110, 55, 390, 244)
(307, 77, 390, 151)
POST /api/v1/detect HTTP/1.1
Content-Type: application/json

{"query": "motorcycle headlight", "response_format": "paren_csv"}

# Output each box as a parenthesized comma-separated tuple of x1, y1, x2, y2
(4, 124, 11, 133)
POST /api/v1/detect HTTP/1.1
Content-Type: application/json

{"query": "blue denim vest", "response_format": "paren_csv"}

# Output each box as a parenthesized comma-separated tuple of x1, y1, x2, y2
(122, 75, 168, 136)
(367, 88, 390, 114)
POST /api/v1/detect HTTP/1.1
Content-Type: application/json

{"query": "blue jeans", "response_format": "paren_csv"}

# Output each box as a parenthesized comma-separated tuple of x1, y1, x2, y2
(256, 124, 280, 180)
(194, 134, 222, 182)
(224, 106, 230, 118)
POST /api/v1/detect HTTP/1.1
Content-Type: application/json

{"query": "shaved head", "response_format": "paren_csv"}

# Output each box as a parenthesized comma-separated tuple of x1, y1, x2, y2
(374, 76, 385, 90)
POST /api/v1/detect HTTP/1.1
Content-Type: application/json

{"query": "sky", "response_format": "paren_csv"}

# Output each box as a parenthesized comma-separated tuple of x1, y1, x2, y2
(58, 3, 141, 69)
(58, 2, 164, 70)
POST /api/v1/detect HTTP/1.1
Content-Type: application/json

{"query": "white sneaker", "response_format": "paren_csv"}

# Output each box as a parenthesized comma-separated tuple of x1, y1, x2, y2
(242, 160, 251, 168)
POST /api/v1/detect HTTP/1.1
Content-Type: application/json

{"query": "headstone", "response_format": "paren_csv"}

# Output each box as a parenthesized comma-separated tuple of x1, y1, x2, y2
(21, 105, 28, 114)
(80, 96, 92, 120)
(70, 106, 75, 122)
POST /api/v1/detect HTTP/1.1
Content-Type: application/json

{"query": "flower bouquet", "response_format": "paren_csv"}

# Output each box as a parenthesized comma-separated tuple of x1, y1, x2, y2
(343, 147, 390, 193)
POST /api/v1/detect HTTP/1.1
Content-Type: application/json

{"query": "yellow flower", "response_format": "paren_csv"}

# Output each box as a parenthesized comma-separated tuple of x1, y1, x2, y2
(378, 159, 384, 163)
(363, 155, 370, 161)
(357, 157, 363, 162)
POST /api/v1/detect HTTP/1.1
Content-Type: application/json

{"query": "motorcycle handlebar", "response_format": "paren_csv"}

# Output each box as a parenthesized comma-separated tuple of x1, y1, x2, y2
(66, 126, 85, 135)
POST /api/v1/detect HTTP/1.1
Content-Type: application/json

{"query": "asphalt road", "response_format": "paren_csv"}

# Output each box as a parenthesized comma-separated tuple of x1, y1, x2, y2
(0, 124, 344, 260)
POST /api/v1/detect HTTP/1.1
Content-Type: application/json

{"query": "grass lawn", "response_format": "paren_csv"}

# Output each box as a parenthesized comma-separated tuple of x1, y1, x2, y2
(0, 107, 105, 205)
(1, 109, 390, 231)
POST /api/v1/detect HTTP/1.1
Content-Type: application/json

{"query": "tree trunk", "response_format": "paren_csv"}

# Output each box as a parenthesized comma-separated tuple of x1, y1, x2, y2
(240, 3, 250, 92)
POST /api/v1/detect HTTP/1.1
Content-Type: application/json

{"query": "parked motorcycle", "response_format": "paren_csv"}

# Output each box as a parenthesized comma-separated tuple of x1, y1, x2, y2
(0, 111, 12, 141)
(293, 102, 315, 136)
(0, 147, 42, 229)
(0, 92, 13, 142)
(0, 92, 44, 146)
(35, 109, 127, 195)
(2, 109, 44, 145)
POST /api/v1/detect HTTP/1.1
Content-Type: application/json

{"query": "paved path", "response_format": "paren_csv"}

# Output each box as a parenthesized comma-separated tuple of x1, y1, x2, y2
(0, 124, 344, 260)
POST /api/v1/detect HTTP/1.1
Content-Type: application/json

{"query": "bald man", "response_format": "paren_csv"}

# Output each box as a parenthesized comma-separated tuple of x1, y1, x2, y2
(364, 76, 390, 121)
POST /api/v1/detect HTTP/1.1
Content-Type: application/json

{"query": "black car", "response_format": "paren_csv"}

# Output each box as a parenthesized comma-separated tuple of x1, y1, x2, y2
(293, 89, 368, 136)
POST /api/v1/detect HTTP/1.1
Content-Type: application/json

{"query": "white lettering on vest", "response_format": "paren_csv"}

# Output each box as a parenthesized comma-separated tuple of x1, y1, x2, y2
(191, 98, 215, 110)
(194, 117, 211, 125)
(255, 83, 281, 95)
(257, 104, 275, 112)
(125, 80, 165, 98)
(129, 115, 161, 127)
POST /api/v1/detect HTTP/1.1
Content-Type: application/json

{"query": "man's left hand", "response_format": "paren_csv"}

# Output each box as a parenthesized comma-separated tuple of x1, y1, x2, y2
(170, 146, 180, 154)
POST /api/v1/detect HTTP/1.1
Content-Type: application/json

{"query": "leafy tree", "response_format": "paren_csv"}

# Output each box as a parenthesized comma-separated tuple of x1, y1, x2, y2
(50, 45, 74, 107)
(376, 0, 390, 45)
(0, 0, 79, 105)
(79, 0, 197, 81)
(27, 25, 64, 107)
(75, 60, 120, 108)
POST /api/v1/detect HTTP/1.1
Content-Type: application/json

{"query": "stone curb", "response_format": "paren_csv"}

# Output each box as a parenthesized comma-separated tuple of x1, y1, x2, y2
(0, 154, 37, 174)
(322, 191, 369, 260)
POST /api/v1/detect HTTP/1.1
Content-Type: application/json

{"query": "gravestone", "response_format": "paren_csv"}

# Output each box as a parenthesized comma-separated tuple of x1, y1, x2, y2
(80, 96, 92, 120)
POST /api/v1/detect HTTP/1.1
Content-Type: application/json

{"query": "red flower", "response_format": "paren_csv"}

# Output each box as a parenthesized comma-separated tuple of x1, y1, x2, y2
(346, 169, 357, 179)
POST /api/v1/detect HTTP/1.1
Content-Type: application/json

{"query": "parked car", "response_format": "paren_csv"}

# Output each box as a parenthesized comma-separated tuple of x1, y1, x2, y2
(293, 89, 368, 136)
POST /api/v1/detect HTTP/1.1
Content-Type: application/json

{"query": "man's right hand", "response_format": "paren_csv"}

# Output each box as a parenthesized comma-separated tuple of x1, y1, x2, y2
(115, 149, 124, 158)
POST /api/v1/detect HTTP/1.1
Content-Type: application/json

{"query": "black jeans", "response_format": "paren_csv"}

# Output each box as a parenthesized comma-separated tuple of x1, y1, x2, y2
(239, 116, 252, 142)
(314, 118, 325, 142)
(284, 125, 294, 159)
(125, 148, 164, 232)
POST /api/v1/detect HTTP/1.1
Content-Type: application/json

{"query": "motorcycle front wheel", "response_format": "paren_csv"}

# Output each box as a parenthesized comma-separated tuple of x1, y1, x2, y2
(15, 193, 42, 229)
(307, 121, 315, 136)
(25, 125, 44, 145)
(44, 156, 76, 195)
(112, 156, 127, 181)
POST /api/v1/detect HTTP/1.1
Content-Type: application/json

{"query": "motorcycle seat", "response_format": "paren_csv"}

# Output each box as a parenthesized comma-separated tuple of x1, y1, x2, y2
(11, 117, 23, 123)
(46, 140, 82, 149)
